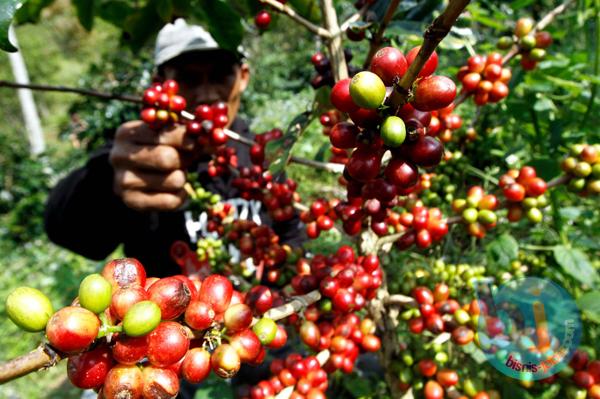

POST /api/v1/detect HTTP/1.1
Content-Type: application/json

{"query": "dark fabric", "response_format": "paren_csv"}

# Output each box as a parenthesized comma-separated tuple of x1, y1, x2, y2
(44, 118, 306, 278)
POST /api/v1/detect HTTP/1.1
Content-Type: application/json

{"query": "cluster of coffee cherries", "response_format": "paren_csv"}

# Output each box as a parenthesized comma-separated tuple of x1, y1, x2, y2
(6, 258, 291, 398)
(310, 50, 360, 89)
(561, 143, 600, 195)
(500, 166, 548, 223)
(457, 53, 511, 105)
(186, 102, 230, 146)
(231, 166, 299, 223)
(295, 314, 381, 374)
(249, 128, 284, 166)
(208, 147, 238, 177)
(427, 104, 463, 143)
(497, 18, 553, 70)
(225, 220, 289, 283)
(452, 186, 498, 238)
(291, 246, 382, 314)
(301, 198, 339, 239)
(405, 284, 478, 346)
(238, 353, 329, 399)
(556, 349, 600, 399)
(140, 80, 187, 129)
(319, 110, 349, 164)
(394, 205, 449, 250)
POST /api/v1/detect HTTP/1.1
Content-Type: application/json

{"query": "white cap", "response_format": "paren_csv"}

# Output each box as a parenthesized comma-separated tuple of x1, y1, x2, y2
(154, 18, 244, 66)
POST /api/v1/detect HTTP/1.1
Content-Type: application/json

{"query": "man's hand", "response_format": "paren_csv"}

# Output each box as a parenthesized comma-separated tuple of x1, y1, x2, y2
(110, 121, 198, 211)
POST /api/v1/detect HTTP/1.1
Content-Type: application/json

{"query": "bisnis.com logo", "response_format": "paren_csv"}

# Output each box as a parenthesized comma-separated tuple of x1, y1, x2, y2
(474, 277, 581, 381)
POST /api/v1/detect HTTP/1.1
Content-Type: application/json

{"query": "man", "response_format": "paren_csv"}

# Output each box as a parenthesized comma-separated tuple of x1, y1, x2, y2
(44, 18, 305, 279)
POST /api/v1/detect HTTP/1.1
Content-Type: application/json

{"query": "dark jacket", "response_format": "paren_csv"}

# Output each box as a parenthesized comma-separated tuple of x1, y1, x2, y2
(44, 118, 305, 277)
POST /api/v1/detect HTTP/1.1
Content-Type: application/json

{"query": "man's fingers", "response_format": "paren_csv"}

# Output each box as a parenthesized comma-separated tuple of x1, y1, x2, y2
(115, 169, 186, 192)
(110, 142, 182, 172)
(119, 189, 187, 212)
(115, 120, 196, 151)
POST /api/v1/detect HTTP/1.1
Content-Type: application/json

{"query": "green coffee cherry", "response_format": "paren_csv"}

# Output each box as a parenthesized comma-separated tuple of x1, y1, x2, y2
(6, 287, 54, 332)
(497, 36, 514, 49)
(519, 35, 537, 50)
(462, 208, 479, 223)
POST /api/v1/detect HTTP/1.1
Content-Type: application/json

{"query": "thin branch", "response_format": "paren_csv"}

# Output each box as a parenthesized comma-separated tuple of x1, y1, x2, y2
(339, 4, 369, 33)
(259, 290, 322, 323)
(0, 80, 142, 103)
(388, 0, 471, 108)
(0, 343, 62, 384)
(363, 0, 402, 69)
(547, 174, 571, 188)
(259, 0, 332, 39)
(384, 294, 416, 307)
(319, 0, 349, 81)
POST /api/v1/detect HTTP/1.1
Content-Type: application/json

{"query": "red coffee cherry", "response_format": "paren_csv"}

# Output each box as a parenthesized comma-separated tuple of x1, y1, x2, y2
(330, 78, 358, 113)
(255, 10, 271, 30)
(67, 345, 114, 389)
(46, 306, 100, 353)
(369, 46, 408, 85)
(406, 46, 439, 77)
(412, 76, 457, 112)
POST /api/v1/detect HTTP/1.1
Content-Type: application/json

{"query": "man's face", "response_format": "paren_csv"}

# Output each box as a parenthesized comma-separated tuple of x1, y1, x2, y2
(160, 50, 250, 126)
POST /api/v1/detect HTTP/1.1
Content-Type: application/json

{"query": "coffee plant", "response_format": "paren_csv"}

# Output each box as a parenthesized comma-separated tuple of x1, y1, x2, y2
(1, 1, 599, 399)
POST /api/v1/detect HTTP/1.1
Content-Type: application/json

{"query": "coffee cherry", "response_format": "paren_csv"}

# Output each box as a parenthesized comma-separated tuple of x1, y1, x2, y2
(347, 146, 382, 182)
(380, 116, 406, 147)
(110, 286, 149, 320)
(255, 10, 271, 30)
(246, 286, 274, 315)
(185, 300, 216, 330)
(46, 306, 100, 353)
(404, 136, 444, 168)
(67, 345, 113, 389)
(230, 329, 262, 362)
(406, 46, 438, 77)
(253, 318, 278, 345)
(504, 183, 526, 202)
(224, 303, 253, 332)
(369, 47, 408, 85)
(385, 158, 418, 188)
(111, 335, 148, 365)
(515, 17, 534, 37)
(142, 367, 180, 398)
(520, 35, 537, 50)
(413, 76, 457, 112)
(349, 71, 386, 109)
(330, 78, 358, 113)
(78, 274, 112, 314)
(198, 275, 233, 313)
(148, 276, 192, 320)
(330, 122, 359, 149)
(462, 72, 481, 92)
(103, 365, 143, 399)
(497, 36, 514, 49)
(182, 347, 212, 383)
(424, 380, 444, 399)
(122, 300, 161, 337)
(211, 344, 241, 378)
(102, 258, 146, 291)
(147, 321, 190, 367)
(6, 287, 53, 332)
(418, 359, 437, 377)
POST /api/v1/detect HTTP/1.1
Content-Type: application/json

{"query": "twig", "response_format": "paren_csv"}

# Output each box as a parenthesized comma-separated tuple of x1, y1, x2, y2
(259, 290, 322, 323)
(384, 294, 416, 307)
(258, 0, 332, 39)
(339, 4, 369, 33)
(0, 80, 142, 103)
(289, 155, 344, 173)
(388, 0, 471, 108)
(0, 343, 62, 384)
(547, 174, 571, 188)
(363, 0, 402, 69)
(319, 0, 349, 81)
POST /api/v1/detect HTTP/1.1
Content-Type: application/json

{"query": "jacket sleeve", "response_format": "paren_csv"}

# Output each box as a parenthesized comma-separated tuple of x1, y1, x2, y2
(44, 144, 129, 260)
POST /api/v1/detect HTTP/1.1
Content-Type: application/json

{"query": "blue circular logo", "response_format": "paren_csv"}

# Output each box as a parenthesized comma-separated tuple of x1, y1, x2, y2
(474, 277, 581, 380)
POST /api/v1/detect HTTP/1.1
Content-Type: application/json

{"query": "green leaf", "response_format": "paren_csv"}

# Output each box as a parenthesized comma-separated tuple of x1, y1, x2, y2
(14, 0, 55, 24)
(486, 233, 519, 267)
(97, 0, 133, 27)
(312, 86, 332, 114)
(528, 157, 560, 181)
(196, 0, 243, 53)
(265, 112, 312, 177)
(287, 0, 320, 23)
(155, 0, 173, 21)
(553, 245, 599, 287)
(577, 291, 600, 323)
(72, 0, 95, 31)
(342, 374, 373, 398)
(511, 0, 535, 10)
(122, 4, 164, 50)
(534, 97, 556, 112)
(0, 0, 20, 52)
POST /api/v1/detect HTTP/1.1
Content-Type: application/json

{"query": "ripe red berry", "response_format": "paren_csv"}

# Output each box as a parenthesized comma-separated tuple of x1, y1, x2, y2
(369, 47, 408, 85)
(346, 146, 382, 182)
(406, 46, 438, 77)
(330, 122, 359, 149)
(412, 76, 457, 112)
(147, 321, 190, 367)
(46, 307, 100, 353)
(255, 10, 272, 30)
(67, 345, 114, 389)
(330, 78, 358, 113)
(504, 183, 526, 202)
